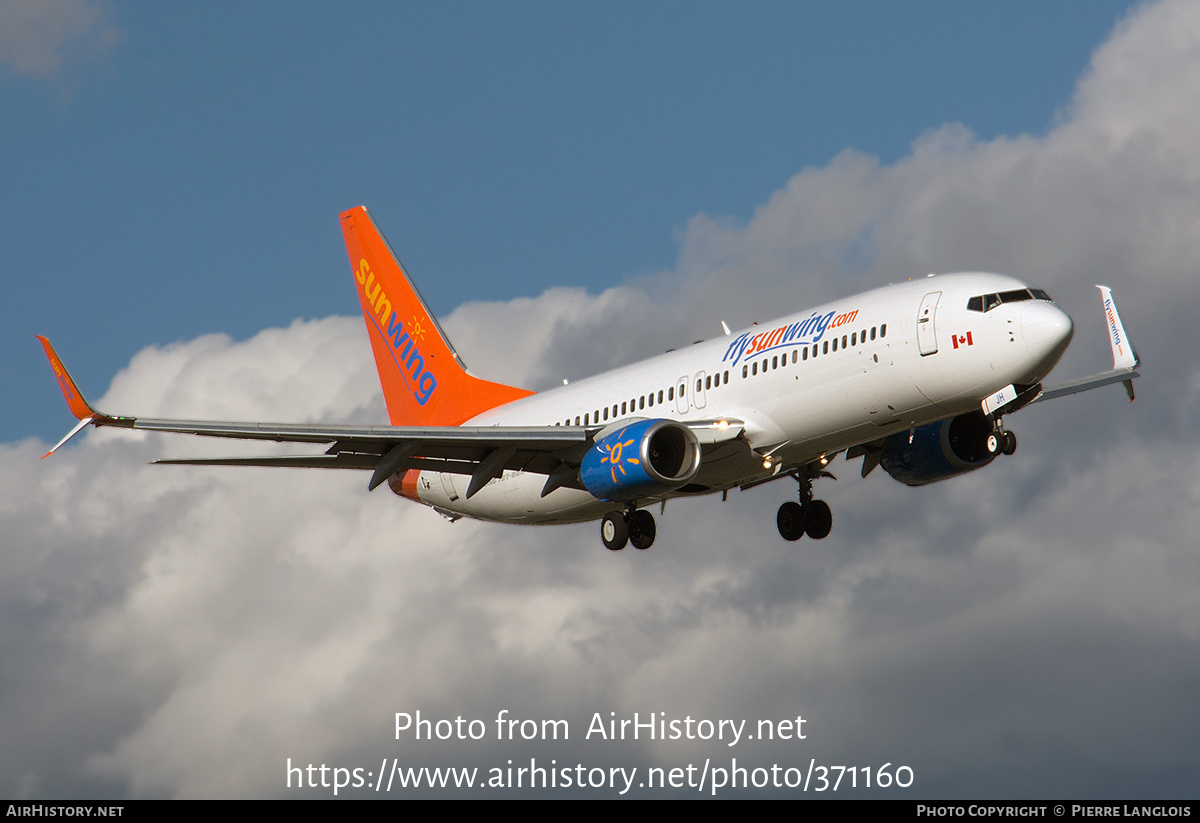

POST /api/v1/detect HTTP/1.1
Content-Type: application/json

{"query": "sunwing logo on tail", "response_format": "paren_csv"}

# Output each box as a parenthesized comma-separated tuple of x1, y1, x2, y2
(357, 259, 438, 405)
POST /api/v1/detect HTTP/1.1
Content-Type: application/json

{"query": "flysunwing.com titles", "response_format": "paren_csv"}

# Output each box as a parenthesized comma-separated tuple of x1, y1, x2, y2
(285, 710, 916, 796)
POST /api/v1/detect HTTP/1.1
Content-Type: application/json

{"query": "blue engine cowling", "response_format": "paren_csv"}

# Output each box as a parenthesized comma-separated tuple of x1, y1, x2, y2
(580, 419, 702, 502)
(880, 411, 998, 487)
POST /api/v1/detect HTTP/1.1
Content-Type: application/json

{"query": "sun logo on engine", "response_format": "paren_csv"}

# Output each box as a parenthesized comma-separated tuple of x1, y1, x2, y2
(600, 431, 640, 484)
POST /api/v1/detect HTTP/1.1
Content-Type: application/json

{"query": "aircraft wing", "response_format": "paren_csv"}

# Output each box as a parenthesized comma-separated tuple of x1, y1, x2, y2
(38, 337, 744, 497)
(1033, 366, 1139, 403)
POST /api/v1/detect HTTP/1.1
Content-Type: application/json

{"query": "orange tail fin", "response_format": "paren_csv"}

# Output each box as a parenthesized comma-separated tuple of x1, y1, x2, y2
(340, 206, 533, 426)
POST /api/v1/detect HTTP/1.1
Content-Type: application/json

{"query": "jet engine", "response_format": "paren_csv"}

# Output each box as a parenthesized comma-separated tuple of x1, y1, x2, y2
(580, 419, 702, 501)
(880, 411, 1000, 486)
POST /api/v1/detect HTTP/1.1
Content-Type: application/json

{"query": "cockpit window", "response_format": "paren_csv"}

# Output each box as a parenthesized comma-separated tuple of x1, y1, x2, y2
(968, 288, 1052, 313)
(999, 289, 1033, 304)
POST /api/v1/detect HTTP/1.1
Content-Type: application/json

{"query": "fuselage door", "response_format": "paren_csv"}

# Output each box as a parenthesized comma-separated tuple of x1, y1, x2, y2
(676, 376, 689, 414)
(917, 291, 942, 356)
(693, 371, 708, 410)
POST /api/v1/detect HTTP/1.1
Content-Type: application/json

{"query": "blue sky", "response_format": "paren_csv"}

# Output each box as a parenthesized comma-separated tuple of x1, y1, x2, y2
(5, 1, 1136, 444)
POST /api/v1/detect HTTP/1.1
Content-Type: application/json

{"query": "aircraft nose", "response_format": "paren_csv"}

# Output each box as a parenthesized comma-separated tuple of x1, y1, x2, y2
(1021, 301, 1074, 364)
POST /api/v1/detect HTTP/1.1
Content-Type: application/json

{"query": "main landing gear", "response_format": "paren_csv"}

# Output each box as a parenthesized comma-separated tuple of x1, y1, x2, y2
(777, 469, 833, 542)
(601, 507, 656, 551)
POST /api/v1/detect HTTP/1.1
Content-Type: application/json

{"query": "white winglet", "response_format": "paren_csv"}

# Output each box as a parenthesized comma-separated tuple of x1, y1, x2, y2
(1097, 285, 1138, 369)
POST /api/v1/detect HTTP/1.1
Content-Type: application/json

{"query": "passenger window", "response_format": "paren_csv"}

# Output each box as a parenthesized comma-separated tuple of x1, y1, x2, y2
(603, 407, 609, 421)
(851, 332, 857, 346)
(870, 327, 876, 341)
(575, 416, 580, 426)
(639, 397, 645, 410)
(842, 335, 847, 349)
(584, 413, 589, 425)
(742, 365, 748, 378)
(772, 355, 778, 369)
(832, 337, 838, 352)
(823, 341, 829, 354)
(723, 370, 729, 384)
(669, 387, 674, 401)
(657, 390, 663, 404)
(752, 362, 758, 375)
(880, 324, 887, 338)
(802, 347, 808, 361)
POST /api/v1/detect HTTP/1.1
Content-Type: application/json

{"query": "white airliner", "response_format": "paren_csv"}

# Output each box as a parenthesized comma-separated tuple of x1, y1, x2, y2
(41, 206, 1140, 550)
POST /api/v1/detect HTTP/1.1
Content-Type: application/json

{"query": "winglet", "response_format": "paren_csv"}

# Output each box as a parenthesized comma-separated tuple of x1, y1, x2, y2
(1096, 286, 1138, 371)
(37, 336, 99, 421)
(37, 336, 105, 458)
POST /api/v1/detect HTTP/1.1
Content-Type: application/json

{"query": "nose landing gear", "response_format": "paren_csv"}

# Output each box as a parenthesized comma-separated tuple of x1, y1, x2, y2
(986, 424, 1017, 457)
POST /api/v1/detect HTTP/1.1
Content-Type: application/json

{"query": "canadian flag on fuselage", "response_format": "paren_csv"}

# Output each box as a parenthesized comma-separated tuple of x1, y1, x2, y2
(340, 206, 533, 426)
(951, 332, 974, 349)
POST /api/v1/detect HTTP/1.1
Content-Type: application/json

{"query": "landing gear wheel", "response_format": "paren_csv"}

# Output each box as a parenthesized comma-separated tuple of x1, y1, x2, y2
(628, 510, 656, 550)
(601, 512, 628, 551)
(804, 500, 833, 540)
(986, 432, 1001, 455)
(1002, 430, 1017, 456)
(777, 501, 805, 541)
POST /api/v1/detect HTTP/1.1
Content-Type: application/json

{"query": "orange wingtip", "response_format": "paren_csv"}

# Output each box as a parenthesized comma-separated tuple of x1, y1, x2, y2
(37, 336, 97, 421)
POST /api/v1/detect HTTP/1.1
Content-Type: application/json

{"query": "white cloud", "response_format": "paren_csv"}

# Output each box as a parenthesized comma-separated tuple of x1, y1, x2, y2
(5, 0, 1200, 798)
(0, 0, 120, 80)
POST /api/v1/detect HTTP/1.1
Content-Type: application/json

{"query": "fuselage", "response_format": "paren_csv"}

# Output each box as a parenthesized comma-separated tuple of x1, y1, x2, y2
(403, 272, 1074, 524)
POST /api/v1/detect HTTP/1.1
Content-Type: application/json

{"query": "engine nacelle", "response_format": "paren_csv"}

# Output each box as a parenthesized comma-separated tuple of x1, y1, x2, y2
(880, 411, 999, 487)
(580, 419, 702, 502)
